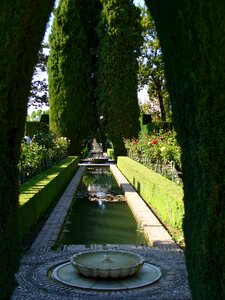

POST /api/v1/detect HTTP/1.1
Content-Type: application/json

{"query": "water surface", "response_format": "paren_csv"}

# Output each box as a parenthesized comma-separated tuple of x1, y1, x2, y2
(58, 167, 147, 246)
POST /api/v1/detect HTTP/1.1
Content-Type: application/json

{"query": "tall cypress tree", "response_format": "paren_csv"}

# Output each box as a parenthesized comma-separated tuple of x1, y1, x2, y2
(48, 0, 101, 154)
(97, 0, 142, 157)
(0, 1, 54, 299)
(146, 0, 225, 298)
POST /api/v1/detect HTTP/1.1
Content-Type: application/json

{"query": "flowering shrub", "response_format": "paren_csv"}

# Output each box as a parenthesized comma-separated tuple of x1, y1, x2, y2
(18, 131, 70, 184)
(124, 130, 182, 184)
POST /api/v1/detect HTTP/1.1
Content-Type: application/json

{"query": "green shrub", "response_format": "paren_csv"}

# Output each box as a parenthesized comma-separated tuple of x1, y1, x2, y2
(124, 130, 182, 184)
(19, 156, 80, 241)
(107, 148, 114, 160)
(141, 121, 173, 134)
(19, 131, 70, 183)
(25, 121, 41, 137)
(117, 156, 184, 243)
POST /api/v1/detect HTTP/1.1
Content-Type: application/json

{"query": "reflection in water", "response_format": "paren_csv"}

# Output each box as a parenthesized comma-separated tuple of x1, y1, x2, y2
(97, 199, 106, 209)
(58, 167, 147, 246)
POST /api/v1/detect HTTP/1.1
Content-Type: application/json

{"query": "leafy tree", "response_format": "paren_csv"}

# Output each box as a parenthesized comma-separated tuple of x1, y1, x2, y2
(146, 0, 225, 298)
(97, 0, 142, 157)
(138, 7, 170, 122)
(27, 109, 43, 122)
(48, 0, 101, 154)
(28, 43, 49, 108)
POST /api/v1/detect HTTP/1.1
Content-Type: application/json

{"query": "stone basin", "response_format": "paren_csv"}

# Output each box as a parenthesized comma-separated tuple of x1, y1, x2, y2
(89, 158, 108, 163)
(70, 250, 144, 279)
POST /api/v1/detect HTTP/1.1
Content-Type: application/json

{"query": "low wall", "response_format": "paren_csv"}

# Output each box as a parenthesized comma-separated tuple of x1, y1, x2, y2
(19, 156, 80, 241)
(117, 156, 184, 243)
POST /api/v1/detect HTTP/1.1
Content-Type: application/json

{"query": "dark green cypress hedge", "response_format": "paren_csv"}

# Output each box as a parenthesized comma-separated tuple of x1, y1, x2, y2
(146, 0, 225, 298)
(0, 1, 54, 299)
(97, 0, 142, 157)
(48, 0, 101, 155)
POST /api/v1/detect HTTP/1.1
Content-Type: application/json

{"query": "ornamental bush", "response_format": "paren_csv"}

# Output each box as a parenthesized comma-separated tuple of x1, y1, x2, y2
(124, 129, 182, 183)
(18, 131, 70, 183)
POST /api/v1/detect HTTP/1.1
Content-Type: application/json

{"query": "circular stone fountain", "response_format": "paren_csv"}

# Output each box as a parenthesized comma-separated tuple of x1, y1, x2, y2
(70, 250, 144, 278)
(51, 250, 162, 290)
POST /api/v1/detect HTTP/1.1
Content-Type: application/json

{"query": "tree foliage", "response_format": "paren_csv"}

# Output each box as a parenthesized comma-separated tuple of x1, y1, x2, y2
(48, 0, 101, 154)
(0, 1, 54, 299)
(96, 0, 142, 157)
(146, 0, 225, 298)
(27, 109, 47, 122)
(138, 7, 170, 122)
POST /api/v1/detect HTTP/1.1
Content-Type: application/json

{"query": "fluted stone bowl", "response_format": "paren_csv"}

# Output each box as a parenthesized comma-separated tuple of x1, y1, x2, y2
(70, 250, 144, 279)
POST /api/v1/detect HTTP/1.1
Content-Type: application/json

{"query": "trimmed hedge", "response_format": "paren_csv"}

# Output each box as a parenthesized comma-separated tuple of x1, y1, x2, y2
(117, 156, 184, 242)
(141, 122, 173, 135)
(25, 121, 41, 137)
(19, 156, 80, 241)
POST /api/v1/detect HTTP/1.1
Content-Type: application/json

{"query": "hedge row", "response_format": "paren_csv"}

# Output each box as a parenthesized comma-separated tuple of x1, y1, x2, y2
(19, 156, 80, 241)
(117, 156, 184, 242)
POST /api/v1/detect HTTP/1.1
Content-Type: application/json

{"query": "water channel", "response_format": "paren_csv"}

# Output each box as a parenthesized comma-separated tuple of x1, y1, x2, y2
(57, 166, 147, 246)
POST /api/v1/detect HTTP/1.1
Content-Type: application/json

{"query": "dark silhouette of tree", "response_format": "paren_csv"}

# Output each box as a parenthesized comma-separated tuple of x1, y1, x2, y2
(146, 0, 225, 298)
(0, 1, 54, 298)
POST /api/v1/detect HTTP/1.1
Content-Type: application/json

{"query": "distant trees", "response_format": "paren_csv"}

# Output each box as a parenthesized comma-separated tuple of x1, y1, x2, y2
(48, 0, 101, 154)
(138, 7, 170, 122)
(28, 43, 49, 108)
(27, 109, 49, 122)
(97, 0, 142, 156)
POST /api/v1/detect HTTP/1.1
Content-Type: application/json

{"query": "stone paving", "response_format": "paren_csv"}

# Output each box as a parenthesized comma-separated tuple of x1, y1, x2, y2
(12, 245, 191, 300)
(12, 163, 192, 299)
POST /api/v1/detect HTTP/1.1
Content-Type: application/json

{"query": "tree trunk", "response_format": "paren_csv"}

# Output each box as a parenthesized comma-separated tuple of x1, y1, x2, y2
(0, 2, 54, 299)
(146, 1, 225, 299)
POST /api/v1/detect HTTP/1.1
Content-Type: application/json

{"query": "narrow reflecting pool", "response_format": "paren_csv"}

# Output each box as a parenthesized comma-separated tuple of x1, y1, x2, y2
(57, 167, 147, 246)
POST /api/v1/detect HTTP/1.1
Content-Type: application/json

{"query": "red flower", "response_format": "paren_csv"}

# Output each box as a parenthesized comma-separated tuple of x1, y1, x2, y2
(152, 139, 158, 145)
